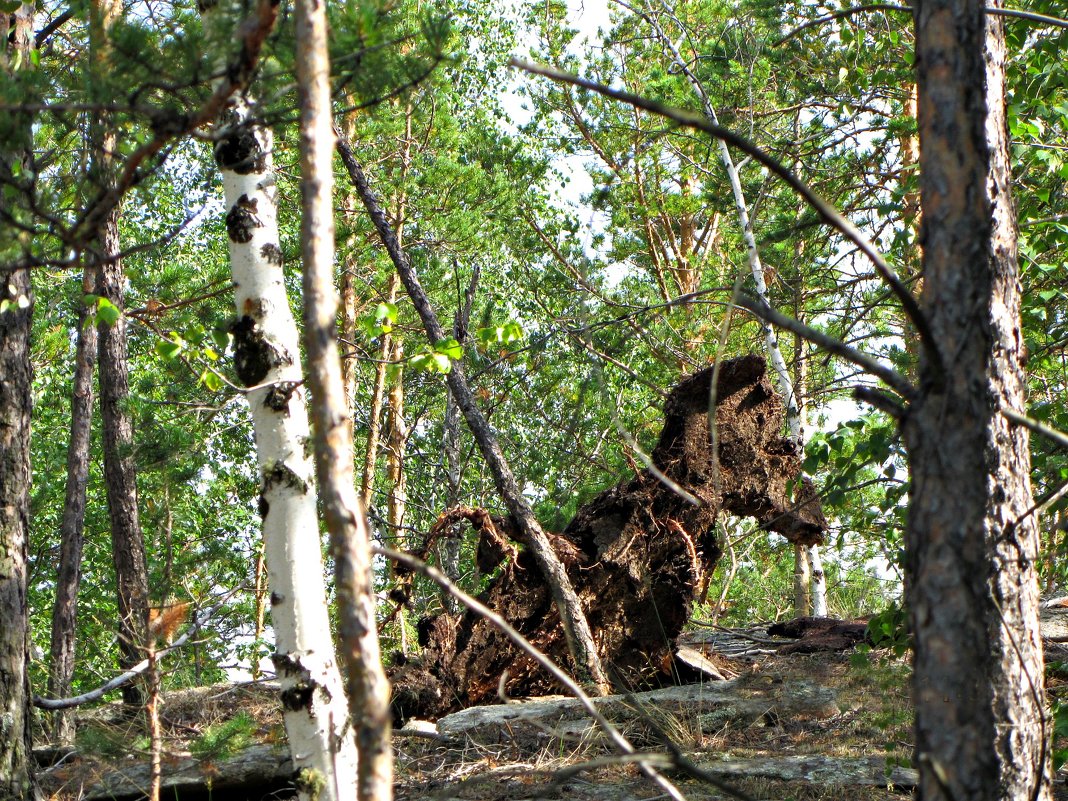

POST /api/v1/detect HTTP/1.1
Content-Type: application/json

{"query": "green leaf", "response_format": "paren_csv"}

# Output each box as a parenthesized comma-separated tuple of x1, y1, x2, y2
(409, 353, 433, 373)
(375, 301, 398, 325)
(432, 353, 452, 373)
(410, 349, 453, 374)
(476, 319, 523, 347)
(155, 340, 183, 360)
(96, 298, 121, 326)
(211, 328, 232, 350)
(435, 337, 462, 360)
(200, 370, 223, 392)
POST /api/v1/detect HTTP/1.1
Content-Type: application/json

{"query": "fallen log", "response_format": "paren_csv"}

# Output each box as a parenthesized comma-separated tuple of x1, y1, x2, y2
(431, 680, 840, 747)
(767, 616, 873, 654)
(390, 355, 826, 721)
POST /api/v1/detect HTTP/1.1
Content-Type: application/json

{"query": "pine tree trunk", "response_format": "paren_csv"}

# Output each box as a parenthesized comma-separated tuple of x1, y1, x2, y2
(295, 2, 390, 796)
(90, 0, 150, 706)
(905, 2, 1050, 798)
(199, 3, 358, 795)
(47, 270, 97, 743)
(360, 273, 398, 511)
(0, 243, 34, 801)
(386, 345, 409, 652)
(0, 6, 35, 794)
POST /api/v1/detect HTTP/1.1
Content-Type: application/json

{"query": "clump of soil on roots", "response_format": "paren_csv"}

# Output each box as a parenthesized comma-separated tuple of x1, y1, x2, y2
(390, 354, 826, 721)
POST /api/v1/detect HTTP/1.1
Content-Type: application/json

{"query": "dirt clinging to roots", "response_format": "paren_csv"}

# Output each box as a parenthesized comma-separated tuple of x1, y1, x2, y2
(390, 354, 826, 721)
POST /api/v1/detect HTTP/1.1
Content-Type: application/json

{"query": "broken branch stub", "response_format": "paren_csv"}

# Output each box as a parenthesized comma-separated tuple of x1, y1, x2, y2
(390, 354, 826, 721)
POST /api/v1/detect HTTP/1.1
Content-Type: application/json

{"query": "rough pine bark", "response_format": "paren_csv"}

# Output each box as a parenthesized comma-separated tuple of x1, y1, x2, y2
(905, 2, 1050, 799)
(47, 270, 98, 743)
(294, 2, 392, 798)
(89, 0, 150, 706)
(198, 1, 358, 795)
(0, 247, 34, 801)
(0, 6, 35, 795)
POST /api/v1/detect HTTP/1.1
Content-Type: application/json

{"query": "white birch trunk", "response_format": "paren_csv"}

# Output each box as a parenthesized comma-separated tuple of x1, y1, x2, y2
(645, 1, 826, 616)
(199, 4, 357, 796)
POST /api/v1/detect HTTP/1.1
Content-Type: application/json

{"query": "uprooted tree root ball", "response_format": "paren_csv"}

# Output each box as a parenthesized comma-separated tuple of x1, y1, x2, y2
(389, 354, 826, 721)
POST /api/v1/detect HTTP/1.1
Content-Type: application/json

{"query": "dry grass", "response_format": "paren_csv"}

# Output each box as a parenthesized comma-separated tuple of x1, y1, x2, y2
(40, 651, 918, 801)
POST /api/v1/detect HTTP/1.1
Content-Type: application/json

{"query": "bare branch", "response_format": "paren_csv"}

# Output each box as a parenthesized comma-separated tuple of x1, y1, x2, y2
(776, 4, 1068, 45)
(733, 293, 915, 400)
(1004, 408, 1068, 451)
(33, 594, 235, 711)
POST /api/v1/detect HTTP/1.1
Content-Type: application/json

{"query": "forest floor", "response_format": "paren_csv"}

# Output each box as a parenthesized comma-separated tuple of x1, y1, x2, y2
(36, 617, 1068, 801)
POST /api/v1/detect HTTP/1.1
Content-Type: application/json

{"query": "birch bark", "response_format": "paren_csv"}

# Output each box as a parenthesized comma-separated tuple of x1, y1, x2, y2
(198, 2, 358, 796)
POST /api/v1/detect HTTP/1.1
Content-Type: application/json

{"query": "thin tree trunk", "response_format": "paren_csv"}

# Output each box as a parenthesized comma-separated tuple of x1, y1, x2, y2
(250, 539, 267, 680)
(337, 135, 610, 693)
(642, 1, 824, 617)
(47, 270, 97, 744)
(386, 343, 409, 652)
(295, 3, 391, 797)
(90, 0, 150, 706)
(360, 273, 398, 511)
(792, 545, 811, 617)
(339, 104, 362, 415)
(904, 2, 1050, 799)
(340, 260, 359, 415)
(0, 6, 35, 794)
(198, 2, 358, 796)
(359, 105, 411, 518)
(439, 391, 464, 613)
(439, 263, 480, 610)
(807, 544, 827, 617)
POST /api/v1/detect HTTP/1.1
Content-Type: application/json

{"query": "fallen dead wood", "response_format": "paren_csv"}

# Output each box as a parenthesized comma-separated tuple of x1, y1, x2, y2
(690, 754, 917, 790)
(431, 680, 841, 747)
(47, 744, 295, 801)
(767, 616, 873, 654)
(390, 355, 826, 721)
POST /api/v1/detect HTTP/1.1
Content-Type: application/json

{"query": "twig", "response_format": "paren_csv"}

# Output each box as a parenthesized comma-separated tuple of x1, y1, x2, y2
(734, 293, 914, 399)
(33, 591, 236, 710)
(1004, 408, 1068, 451)
(775, 5, 1068, 46)
(70, 0, 280, 252)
